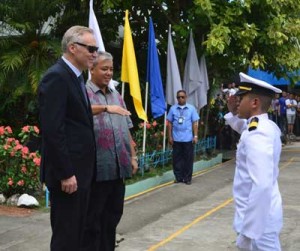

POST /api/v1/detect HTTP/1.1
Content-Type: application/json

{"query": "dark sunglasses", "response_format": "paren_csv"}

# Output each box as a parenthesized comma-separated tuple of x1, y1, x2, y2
(74, 42, 98, 53)
(177, 96, 185, 99)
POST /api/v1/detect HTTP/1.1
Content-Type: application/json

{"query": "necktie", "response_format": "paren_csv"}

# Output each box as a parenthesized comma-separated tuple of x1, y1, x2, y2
(78, 74, 88, 105)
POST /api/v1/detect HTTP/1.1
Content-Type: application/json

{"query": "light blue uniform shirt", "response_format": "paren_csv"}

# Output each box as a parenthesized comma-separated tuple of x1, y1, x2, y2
(167, 103, 199, 142)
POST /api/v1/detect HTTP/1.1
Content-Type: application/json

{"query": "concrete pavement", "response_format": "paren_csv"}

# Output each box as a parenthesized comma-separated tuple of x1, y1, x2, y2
(0, 143, 300, 251)
(117, 143, 300, 250)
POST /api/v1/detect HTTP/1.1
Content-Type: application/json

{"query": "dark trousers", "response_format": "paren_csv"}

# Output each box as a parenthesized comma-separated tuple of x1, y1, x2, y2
(278, 115, 287, 135)
(294, 114, 300, 136)
(49, 187, 90, 251)
(82, 179, 125, 251)
(173, 141, 194, 182)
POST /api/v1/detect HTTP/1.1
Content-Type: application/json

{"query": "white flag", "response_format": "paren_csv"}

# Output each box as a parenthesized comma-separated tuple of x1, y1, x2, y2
(166, 25, 182, 105)
(183, 30, 202, 111)
(89, 0, 105, 51)
(89, 0, 116, 89)
(198, 55, 209, 109)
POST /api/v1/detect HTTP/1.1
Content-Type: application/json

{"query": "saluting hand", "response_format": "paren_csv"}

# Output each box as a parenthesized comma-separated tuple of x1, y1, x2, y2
(227, 95, 238, 115)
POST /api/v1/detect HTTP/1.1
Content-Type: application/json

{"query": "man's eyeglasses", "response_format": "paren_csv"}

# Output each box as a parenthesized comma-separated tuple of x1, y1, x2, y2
(177, 96, 185, 99)
(74, 42, 98, 53)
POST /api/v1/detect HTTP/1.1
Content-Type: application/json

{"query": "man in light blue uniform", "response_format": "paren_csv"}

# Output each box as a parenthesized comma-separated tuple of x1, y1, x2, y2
(167, 90, 199, 185)
(225, 73, 283, 251)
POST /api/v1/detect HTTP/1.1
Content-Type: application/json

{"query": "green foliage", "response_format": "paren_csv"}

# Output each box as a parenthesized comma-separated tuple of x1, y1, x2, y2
(0, 0, 62, 127)
(96, 0, 300, 95)
(204, 24, 231, 54)
(192, 0, 300, 79)
(0, 125, 41, 197)
(0, 0, 299, 128)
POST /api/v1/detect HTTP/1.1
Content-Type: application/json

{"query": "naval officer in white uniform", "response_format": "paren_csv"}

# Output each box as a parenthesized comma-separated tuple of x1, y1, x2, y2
(224, 73, 283, 251)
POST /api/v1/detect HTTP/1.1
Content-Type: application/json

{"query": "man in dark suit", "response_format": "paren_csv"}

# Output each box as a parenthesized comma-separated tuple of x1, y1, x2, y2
(38, 26, 98, 251)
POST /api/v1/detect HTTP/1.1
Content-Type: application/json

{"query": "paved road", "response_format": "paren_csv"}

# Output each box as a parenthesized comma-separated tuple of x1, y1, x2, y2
(118, 143, 300, 251)
(0, 143, 299, 251)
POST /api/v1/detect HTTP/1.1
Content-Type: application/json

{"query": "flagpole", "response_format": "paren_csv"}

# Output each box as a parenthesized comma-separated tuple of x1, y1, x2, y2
(162, 111, 167, 152)
(142, 81, 149, 155)
(121, 82, 125, 99)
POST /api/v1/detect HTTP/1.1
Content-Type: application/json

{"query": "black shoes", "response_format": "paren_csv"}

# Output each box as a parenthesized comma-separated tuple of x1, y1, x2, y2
(174, 179, 183, 183)
(174, 179, 192, 185)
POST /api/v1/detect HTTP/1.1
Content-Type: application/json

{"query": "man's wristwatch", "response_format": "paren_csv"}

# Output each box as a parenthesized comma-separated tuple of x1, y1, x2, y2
(104, 106, 108, 112)
(194, 136, 198, 138)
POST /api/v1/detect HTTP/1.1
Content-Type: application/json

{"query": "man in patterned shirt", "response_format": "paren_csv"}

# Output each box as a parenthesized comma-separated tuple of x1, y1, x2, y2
(82, 51, 138, 251)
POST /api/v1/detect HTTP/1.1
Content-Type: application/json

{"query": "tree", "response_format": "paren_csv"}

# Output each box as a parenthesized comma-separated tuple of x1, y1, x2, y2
(93, 0, 300, 137)
(194, 0, 300, 82)
(0, 0, 63, 126)
(0, 0, 299, 127)
(88, 0, 299, 88)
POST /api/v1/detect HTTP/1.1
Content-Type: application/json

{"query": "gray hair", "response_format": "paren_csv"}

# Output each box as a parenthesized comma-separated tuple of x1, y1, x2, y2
(92, 51, 113, 67)
(61, 26, 94, 52)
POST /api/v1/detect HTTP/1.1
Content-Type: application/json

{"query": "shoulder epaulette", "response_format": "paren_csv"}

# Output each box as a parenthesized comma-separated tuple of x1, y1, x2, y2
(248, 117, 259, 131)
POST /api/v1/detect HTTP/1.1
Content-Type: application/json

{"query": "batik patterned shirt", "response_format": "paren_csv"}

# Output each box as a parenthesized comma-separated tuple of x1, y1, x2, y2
(86, 80, 133, 181)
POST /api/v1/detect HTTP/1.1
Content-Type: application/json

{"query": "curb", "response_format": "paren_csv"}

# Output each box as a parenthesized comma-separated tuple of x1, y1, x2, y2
(125, 153, 223, 199)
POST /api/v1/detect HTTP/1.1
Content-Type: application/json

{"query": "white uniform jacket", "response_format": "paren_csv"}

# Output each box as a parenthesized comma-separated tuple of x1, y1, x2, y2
(224, 112, 283, 240)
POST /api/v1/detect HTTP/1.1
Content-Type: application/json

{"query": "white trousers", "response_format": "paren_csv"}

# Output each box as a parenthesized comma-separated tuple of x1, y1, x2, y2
(237, 232, 281, 251)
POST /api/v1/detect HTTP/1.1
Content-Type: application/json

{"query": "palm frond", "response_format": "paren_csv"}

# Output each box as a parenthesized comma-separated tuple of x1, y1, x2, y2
(0, 53, 24, 71)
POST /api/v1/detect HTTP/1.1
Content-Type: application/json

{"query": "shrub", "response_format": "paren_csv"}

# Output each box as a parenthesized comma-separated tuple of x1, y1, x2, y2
(0, 125, 41, 197)
(133, 120, 166, 154)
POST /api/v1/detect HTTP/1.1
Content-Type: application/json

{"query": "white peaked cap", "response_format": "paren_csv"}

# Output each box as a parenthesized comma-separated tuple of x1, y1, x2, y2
(236, 72, 282, 96)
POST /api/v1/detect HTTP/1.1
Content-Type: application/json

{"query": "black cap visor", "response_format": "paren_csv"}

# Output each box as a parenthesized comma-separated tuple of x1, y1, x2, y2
(235, 89, 249, 96)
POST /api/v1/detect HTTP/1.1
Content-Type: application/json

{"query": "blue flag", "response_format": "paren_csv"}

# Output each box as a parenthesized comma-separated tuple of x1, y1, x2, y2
(146, 17, 166, 118)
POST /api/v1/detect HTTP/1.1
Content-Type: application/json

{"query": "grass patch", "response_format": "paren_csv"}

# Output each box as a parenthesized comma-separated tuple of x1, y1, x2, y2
(37, 195, 50, 212)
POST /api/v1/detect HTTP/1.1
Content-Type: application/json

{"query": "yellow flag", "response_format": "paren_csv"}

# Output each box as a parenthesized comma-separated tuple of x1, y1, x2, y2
(121, 10, 148, 121)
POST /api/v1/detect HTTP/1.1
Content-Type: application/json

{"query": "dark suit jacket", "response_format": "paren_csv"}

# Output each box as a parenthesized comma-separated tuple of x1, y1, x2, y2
(38, 58, 96, 189)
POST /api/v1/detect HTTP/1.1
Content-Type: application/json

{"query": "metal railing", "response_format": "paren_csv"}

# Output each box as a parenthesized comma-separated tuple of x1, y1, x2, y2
(138, 136, 216, 175)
